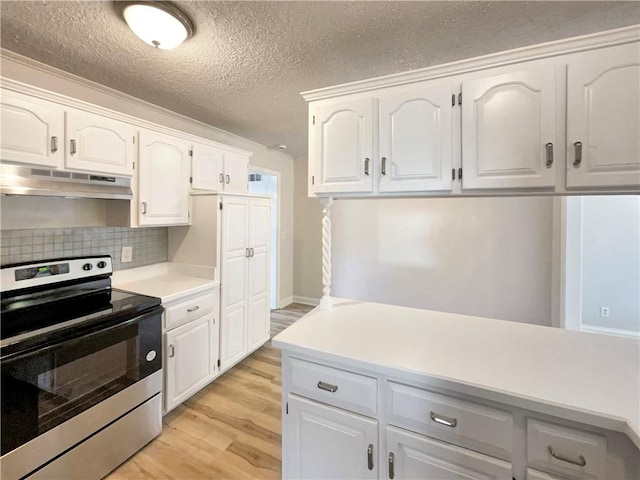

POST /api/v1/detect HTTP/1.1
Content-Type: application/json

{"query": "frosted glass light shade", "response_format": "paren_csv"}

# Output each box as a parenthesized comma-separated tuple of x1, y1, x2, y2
(122, 2, 193, 50)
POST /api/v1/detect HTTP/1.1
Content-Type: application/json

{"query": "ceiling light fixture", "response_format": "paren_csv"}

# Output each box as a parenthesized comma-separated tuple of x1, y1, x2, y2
(116, 1, 194, 50)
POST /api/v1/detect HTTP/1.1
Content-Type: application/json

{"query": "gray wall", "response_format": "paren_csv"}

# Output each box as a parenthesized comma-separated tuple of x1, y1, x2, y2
(331, 196, 554, 326)
(1, 227, 167, 271)
(581, 196, 640, 332)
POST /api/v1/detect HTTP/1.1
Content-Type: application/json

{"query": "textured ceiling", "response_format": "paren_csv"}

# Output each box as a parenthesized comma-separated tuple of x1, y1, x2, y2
(1, 1, 639, 157)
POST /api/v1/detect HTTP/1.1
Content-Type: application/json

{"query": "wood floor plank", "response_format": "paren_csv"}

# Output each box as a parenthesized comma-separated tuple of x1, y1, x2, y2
(105, 303, 313, 480)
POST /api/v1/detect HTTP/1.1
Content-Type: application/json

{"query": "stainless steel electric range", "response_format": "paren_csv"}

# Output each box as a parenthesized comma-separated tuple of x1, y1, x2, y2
(1, 255, 163, 480)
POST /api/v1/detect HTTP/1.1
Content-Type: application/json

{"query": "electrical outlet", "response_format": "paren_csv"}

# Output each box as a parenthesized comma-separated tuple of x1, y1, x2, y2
(121, 246, 133, 263)
(600, 306, 610, 318)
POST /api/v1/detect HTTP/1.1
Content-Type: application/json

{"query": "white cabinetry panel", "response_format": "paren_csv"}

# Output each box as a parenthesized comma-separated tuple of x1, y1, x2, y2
(1, 90, 63, 168)
(379, 84, 454, 192)
(312, 98, 375, 193)
(65, 109, 135, 177)
(566, 42, 640, 188)
(462, 65, 559, 190)
(138, 130, 190, 226)
(223, 151, 249, 193)
(286, 394, 378, 480)
(386, 426, 512, 480)
(191, 143, 224, 190)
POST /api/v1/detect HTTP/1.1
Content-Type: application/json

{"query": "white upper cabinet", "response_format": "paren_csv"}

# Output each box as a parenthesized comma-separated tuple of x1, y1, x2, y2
(191, 144, 249, 193)
(379, 83, 454, 192)
(566, 42, 640, 188)
(138, 130, 190, 226)
(461, 64, 560, 190)
(0, 90, 63, 169)
(312, 97, 375, 193)
(65, 108, 135, 177)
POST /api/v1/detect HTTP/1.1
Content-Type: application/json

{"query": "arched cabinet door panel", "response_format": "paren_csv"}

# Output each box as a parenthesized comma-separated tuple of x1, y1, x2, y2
(462, 65, 560, 190)
(379, 84, 454, 193)
(312, 98, 375, 194)
(567, 42, 640, 189)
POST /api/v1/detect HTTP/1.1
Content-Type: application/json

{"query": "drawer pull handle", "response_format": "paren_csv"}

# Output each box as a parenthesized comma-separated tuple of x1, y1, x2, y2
(548, 446, 586, 467)
(388, 452, 395, 479)
(317, 381, 338, 393)
(187, 306, 200, 313)
(430, 411, 457, 428)
(367, 444, 374, 470)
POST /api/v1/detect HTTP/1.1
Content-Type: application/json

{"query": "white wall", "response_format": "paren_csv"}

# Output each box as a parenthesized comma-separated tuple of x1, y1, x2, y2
(331, 196, 555, 325)
(581, 196, 640, 332)
(1, 52, 295, 306)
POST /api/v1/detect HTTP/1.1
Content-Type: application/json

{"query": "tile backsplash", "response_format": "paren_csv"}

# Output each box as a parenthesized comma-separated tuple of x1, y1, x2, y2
(1, 227, 168, 271)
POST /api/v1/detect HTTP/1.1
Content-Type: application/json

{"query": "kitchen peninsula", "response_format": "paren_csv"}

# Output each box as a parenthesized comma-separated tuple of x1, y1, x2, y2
(274, 299, 640, 480)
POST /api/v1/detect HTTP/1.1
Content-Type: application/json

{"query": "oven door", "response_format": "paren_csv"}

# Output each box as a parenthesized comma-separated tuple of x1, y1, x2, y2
(0, 307, 162, 479)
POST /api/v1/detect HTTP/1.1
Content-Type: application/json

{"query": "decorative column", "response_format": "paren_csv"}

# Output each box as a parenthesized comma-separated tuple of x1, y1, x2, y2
(319, 196, 334, 309)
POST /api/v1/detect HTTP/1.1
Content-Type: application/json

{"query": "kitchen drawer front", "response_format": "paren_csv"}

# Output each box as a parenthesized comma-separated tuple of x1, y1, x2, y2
(527, 420, 606, 479)
(288, 357, 377, 417)
(385, 381, 513, 460)
(165, 291, 217, 330)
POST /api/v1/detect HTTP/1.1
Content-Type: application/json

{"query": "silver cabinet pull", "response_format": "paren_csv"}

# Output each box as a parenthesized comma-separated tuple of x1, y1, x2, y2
(317, 381, 338, 393)
(187, 306, 200, 313)
(141, 201, 147, 214)
(70, 139, 77, 155)
(226, 174, 230, 184)
(219, 173, 224, 183)
(249, 248, 255, 257)
(51, 136, 59, 153)
(245, 248, 250, 257)
(169, 345, 175, 358)
(381, 157, 387, 175)
(367, 444, 374, 471)
(573, 141, 583, 168)
(545, 142, 554, 168)
(364, 158, 370, 176)
(430, 411, 457, 428)
(388, 452, 395, 479)
(548, 446, 586, 467)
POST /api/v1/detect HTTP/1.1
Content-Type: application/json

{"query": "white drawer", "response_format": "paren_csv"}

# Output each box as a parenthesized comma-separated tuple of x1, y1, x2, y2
(288, 357, 377, 417)
(527, 420, 606, 480)
(385, 381, 513, 460)
(165, 291, 216, 330)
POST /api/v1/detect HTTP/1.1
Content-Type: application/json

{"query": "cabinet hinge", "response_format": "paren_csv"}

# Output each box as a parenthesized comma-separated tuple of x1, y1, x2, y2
(219, 202, 223, 210)
(311, 176, 315, 185)
(133, 162, 135, 170)
(133, 136, 135, 144)
(189, 148, 193, 157)
(217, 359, 221, 368)
(286, 402, 288, 414)
(458, 168, 463, 180)
(457, 92, 462, 105)
(312, 115, 315, 125)
(189, 176, 193, 184)
(452, 168, 455, 180)
(451, 94, 455, 107)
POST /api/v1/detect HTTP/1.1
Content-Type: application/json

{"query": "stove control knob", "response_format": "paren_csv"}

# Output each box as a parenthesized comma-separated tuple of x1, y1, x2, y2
(97, 261, 107, 269)
(82, 263, 93, 271)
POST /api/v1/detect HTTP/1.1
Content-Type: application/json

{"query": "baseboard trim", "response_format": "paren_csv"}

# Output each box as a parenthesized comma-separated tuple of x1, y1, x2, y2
(581, 324, 640, 338)
(278, 296, 294, 309)
(292, 296, 320, 306)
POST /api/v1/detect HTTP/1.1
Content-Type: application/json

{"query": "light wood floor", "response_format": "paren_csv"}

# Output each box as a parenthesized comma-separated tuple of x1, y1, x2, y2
(106, 303, 313, 480)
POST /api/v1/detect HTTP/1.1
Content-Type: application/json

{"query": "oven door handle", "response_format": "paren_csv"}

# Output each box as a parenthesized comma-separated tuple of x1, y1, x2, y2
(0, 306, 164, 362)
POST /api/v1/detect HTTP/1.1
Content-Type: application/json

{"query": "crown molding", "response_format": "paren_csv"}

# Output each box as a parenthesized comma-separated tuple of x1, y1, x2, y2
(301, 24, 640, 101)
(0, 48, 292, 161)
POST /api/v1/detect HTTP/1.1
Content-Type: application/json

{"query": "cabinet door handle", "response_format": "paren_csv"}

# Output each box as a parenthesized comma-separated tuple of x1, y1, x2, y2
(317, 381, 338, 393)
(187, 306, 200, 313)
(219, 173, 224, 183)
(364, 158, 370, 176)
(70, 139, 77, 155)
(169, 345, 175, 358)
(367, 444, 374, 471)
(430, 411, 457, 428)
(548, 446, 586, 467)
(381, 157, 387, 175)
(51, 136, 59, 153)
(388, 452, 395, 479)
(141, 201, 147, 214)
(250, 248, 255, 257)
(226, 174, 230, 184)
(245, 248, 250, 257)
(573, 141, 583, 168)
(545, 142, 554, 168)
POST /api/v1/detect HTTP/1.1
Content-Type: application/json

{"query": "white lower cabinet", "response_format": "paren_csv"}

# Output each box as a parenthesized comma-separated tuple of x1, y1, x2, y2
(386, 426, 512, 480)
(286, 394, 378, 480)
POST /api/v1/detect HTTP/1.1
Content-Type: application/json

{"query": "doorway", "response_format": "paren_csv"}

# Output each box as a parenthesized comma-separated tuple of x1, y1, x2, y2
(248, 167, 279, 310)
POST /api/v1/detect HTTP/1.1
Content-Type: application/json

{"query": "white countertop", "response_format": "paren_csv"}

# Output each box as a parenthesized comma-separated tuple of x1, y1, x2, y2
(112, 263, 218, 303)
(272, 298, 640, 449)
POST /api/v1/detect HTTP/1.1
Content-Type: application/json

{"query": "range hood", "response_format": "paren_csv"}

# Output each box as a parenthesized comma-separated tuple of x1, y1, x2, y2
(0, 164, 133, 200)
